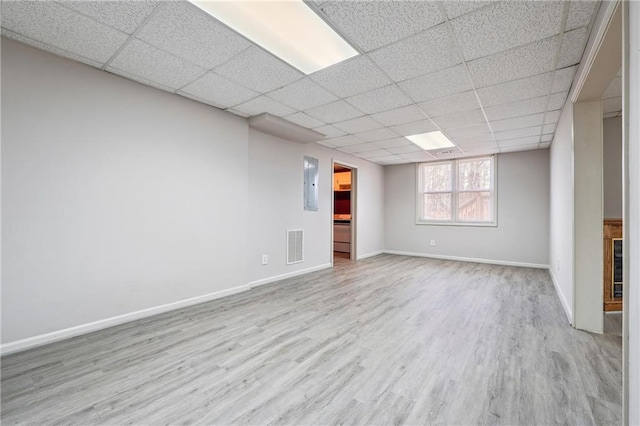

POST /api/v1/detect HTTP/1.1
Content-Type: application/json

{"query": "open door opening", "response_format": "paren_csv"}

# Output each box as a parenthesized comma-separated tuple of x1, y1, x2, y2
(332, 162, 356, 262)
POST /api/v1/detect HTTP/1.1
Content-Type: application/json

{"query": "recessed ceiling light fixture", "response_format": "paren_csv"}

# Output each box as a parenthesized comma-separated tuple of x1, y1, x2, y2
(189, 0, 358, 75)
(406, 131, 455, 151)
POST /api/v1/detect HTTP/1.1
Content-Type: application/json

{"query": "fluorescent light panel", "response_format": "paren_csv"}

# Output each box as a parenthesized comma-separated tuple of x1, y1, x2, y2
(189, 0, 358, 75)
(406, 131, 455, 151)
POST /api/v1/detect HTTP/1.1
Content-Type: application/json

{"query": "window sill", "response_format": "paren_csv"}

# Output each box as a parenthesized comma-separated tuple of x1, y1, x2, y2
(415, 221, 498, 228)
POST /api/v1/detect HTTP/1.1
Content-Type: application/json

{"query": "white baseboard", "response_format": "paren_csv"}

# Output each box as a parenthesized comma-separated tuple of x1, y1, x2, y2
(357, 250, 384, 260)
(248, 263, 332, 288)
(383, 250, 549, 269)
(548, 267, 574, 325)
(0, 284, 250, 356)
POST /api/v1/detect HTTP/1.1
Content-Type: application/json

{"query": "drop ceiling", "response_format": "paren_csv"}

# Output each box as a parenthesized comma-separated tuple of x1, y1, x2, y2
(0, 0, 601, 165)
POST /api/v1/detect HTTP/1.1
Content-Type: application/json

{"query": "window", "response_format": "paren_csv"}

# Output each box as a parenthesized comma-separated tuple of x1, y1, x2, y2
(417, 156, 496, 225)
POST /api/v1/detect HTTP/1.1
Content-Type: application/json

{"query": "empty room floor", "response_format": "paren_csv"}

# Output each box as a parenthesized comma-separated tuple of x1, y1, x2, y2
(1, 255, 622, 424)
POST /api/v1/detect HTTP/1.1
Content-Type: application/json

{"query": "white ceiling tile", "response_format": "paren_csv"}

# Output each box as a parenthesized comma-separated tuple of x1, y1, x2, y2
(450, 134, 495, 146)
(450, 1, 564, 61)
(61, 1, 159, 34)
(369, 24, 461, 82)
(373, 137, 414, 149)
(543, 123, 557, 134)
(310, 55, 391, 97)
(135, 2, 251, 69)
(442, 1, 497, 19)
(213, 46, 303, 93)
(109, 67, 175, 93)
(267, 78, 338, 111)
(232, 96, 296, 118)
(398, 64, 473, 103)
(355, 128, 399, 142)
(477, 72, 553, 107)
(179, 72, 258, 108)
(495, 126, 542, 141)
(498, 136, 541, 147)
(490, 113, 545, 132)
(418, 91, 480, 117)
(325, 135, 365, 148)
(1, 28, 103, 68)
(399, 151, 437, 162)
(315, 139, 338, 148)
(432, 109, 487, 129)
(544, 110, 562, 124)
(368, 154, 402, 163)
(333, 116, 384, 133)
(1, 1, 128, 63)
(500, 143, 540, 153)
(305, 100, 364, 123)
(540, 141, 551, 148)
(345, 85, 413, 114)
(313, 125, 347, 139)
(467, 36, 558, 88)
(484, 96, 548, 121)
(557, 27, 589, 69)
(387, 145, 423, 155)
(443, 123, 492, 139)
(360, 149, 395, 159)
(371, 105, 427, 127)
(284, 112, 326, 129)
(552, 66, 578, 93)
(108, 39, 206, 90)
(603, 97, 622, 114)
(603, 76, 623, 99)
(318, 1, 444, 52)
(566, 0, 599, 31)
(460, 142, 500, 153)
(549, 92, 569, 110)
(339, 143, 382, 154)
(390, 120, 439, 137)
(541, 134, 554, 142)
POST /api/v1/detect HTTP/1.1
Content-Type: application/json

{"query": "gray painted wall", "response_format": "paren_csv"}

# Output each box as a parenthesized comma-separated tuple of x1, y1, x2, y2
(247, 130, 385, 284)
(603, 117, 623, 219)
(384, 149, 550, 267)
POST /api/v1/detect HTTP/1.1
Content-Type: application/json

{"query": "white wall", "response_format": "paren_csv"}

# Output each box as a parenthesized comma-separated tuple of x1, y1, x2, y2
(247, 130, 385, 285)
(603, 117, 623, 218)
(384, 149, 550, 267)
(625, 1, 640, 422)
(548, 100, 575, 323)
(1, 39, 250, 345)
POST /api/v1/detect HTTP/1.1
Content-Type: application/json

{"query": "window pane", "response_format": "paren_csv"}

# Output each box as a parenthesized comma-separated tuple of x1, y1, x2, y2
(423, 193, 452, 221)
(457, 191, 492, 222)
(422, 163, 452, 192)
(458, 158, 491, 191)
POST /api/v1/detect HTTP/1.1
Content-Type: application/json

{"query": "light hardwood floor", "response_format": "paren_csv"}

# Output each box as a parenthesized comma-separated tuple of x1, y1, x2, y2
(1, 255, 622, 425)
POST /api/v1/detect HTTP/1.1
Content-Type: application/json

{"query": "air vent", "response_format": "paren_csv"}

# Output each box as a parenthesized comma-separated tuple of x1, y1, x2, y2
(439, 150, 454, 155)
(287, 229, 304, 265)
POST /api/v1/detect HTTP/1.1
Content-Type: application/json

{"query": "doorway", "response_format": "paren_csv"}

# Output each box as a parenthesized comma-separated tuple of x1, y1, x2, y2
(332, 161, 357, 262)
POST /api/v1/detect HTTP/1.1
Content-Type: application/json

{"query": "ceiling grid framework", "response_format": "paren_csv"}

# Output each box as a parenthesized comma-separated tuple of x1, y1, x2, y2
(0, 0, 604, 165)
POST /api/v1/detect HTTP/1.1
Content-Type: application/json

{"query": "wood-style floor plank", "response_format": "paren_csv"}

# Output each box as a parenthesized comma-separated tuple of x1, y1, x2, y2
(1, 255, 622, 425)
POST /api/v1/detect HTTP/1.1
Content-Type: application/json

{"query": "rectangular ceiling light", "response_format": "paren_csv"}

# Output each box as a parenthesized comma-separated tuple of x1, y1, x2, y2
(406, 131, 456, 151)
(189, 0, 358, 75)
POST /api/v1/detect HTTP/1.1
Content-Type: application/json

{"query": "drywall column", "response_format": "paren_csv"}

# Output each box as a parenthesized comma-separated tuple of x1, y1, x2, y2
(623, 1, 639, 423)
(572, 101, 604, 333)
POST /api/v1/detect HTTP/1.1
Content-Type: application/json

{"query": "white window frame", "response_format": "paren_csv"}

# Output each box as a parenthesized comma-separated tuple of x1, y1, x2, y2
(416, 155, 498, 227)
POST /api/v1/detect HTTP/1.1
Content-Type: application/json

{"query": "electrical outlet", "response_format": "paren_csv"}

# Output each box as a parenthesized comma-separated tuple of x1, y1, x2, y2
(430, 240, 436, 247)
(262, 254, 268, 265)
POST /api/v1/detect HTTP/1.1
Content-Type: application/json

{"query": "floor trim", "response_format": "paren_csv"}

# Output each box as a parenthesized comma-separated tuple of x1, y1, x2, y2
(0, 284, 250, 356)
(248, 263, 332, 288)
(384, 250, 549, 269)
(548, 267, 574, 325)
(357, 250, 384, 260)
